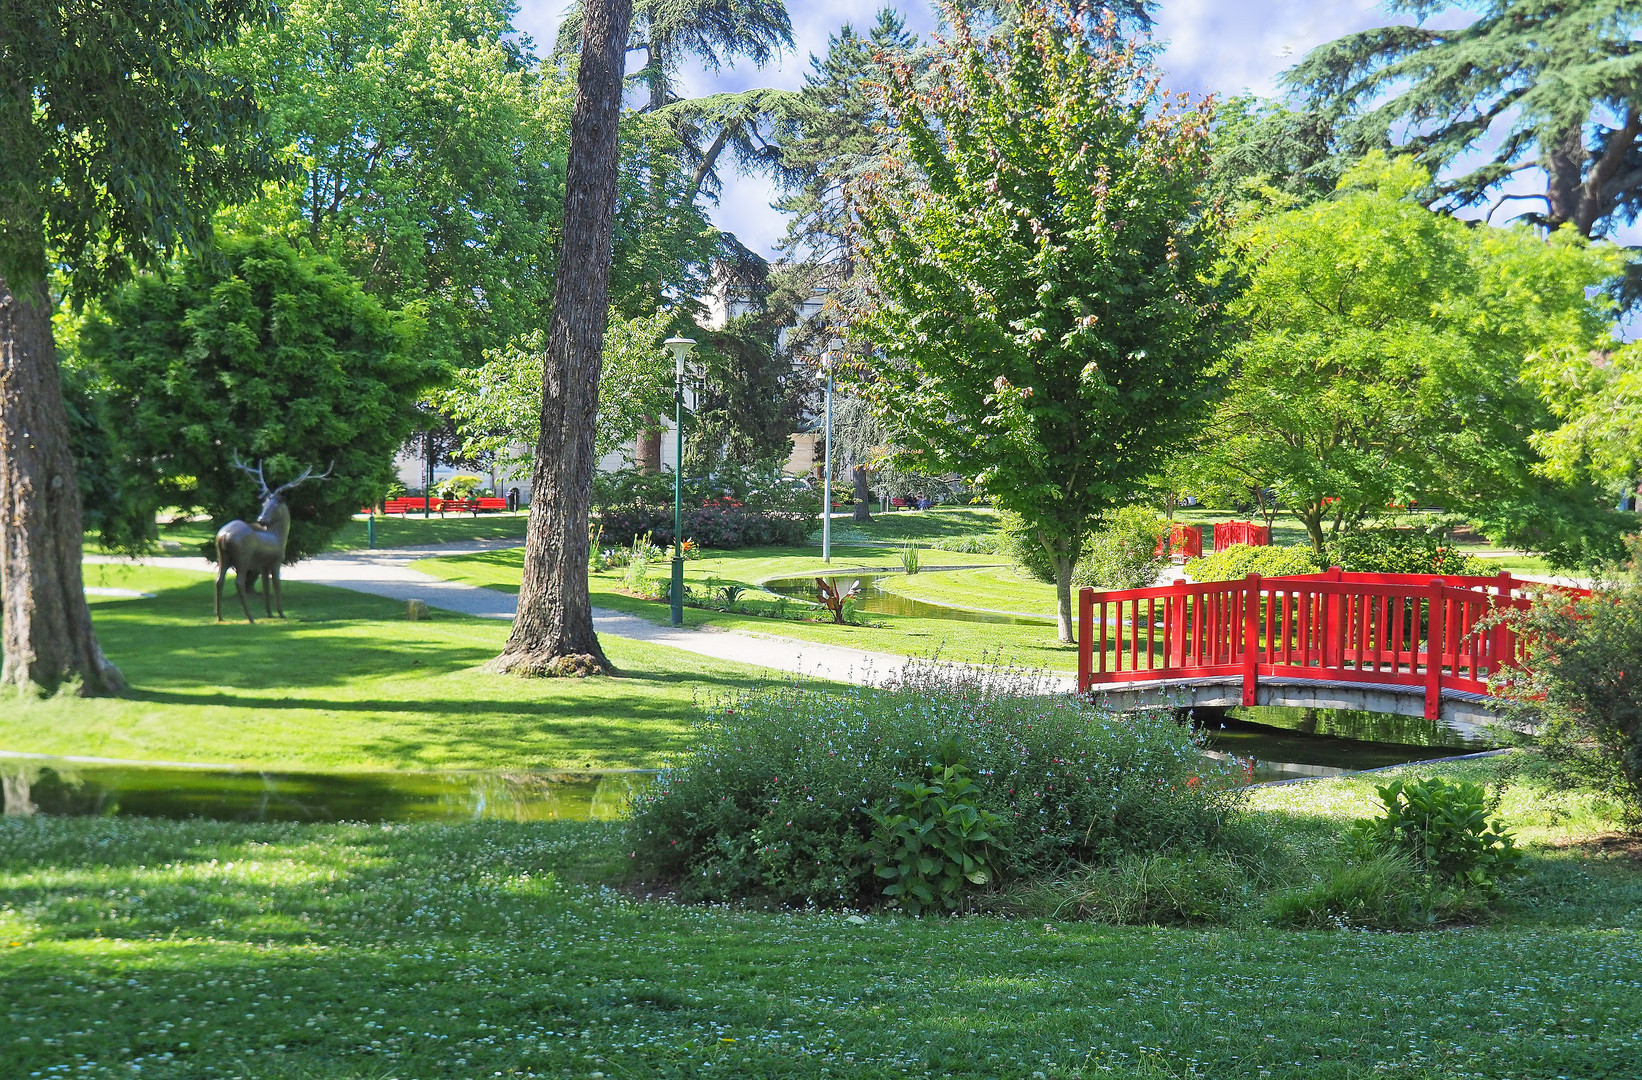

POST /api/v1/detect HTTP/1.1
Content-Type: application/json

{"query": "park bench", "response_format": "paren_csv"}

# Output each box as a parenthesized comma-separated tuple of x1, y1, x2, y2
(372, 496, 510, 516)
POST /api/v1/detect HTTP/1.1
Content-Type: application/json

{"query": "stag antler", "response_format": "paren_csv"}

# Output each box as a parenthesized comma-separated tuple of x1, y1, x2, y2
(273, 460, 336, 497)
(230, 452, 271, 498)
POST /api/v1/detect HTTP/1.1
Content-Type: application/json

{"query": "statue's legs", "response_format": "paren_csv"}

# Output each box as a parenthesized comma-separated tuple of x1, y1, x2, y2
(262, 571, 274, 618)
(234, 570, 255, 623)
(272, 570, 285, 618)
(214, 563, 227, 622)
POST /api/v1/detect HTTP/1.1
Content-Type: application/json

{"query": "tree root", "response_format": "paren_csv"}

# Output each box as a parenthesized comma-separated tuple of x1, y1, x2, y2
(483, 651, 611, 678)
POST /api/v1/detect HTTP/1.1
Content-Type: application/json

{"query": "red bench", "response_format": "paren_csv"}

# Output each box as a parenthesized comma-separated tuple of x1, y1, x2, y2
(371, 496, 511, 517)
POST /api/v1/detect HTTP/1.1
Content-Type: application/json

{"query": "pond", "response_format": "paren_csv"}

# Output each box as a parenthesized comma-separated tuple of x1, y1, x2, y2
(2, 702, 1494, 824)
(1198, 705, 1496, 784)
(0, 759, 648, 824)
(760, 570, 1054, 625)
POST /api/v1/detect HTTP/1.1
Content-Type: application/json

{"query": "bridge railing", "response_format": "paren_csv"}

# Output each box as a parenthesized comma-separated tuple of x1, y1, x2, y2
(1076, 568, 1574, 720)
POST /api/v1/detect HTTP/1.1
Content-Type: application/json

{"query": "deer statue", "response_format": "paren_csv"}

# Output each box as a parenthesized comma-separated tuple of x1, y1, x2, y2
(215, 455, 333, 623)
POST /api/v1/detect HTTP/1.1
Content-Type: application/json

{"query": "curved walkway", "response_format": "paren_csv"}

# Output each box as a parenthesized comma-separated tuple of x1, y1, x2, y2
(87, 542, 1076, 690)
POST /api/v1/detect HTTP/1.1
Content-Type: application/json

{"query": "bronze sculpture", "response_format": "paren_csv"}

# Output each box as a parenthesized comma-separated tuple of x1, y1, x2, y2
(215, 456, 332, 623)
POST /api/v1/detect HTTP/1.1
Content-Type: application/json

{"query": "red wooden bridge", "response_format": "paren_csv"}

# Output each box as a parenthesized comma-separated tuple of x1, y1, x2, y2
(1076, 569, 1571, 723)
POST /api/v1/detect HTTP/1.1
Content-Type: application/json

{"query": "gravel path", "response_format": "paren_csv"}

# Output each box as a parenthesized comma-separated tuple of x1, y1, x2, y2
(86, 542, 1051, 689)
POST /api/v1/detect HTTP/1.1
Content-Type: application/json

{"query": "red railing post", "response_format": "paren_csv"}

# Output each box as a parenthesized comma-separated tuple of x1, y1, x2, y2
(1077, 587, 1093, 693)
(1242, 573, 1262, 706)
(1425, 578, 1445, 720)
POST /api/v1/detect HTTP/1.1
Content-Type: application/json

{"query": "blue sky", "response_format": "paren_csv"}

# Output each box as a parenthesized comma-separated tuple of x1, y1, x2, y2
(512, 1, 1638, 261)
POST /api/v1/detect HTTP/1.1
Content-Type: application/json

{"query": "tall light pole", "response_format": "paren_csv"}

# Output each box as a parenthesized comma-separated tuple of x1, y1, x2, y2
(663, 336, 696, 628)
(820, 348, 834, 563)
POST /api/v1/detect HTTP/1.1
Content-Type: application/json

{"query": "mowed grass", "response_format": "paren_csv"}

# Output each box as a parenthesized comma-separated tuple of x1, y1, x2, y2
(415, 547, 1084, 672)
(881, 563, 1062, 616)
(0, 565, 777, 771)
(89, 511, 533, 557)
(2, 755, 1639, 1080)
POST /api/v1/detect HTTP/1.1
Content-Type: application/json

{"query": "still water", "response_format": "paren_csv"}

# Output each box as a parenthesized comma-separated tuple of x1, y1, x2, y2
(1, 704, 1493, 823)
(0, 759, 648, 823)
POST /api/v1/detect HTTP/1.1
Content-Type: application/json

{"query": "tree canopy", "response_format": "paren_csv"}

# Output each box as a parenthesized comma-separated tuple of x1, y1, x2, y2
(1286, 0, 1642, 241)
(850, 0, 1226, 641)
(76, 233, 438, 561)
(1197, 155, 1627, 566)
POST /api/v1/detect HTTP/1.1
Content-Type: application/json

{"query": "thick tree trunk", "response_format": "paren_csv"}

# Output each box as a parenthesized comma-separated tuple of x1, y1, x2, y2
(0, 274, 124, 695)
(635, 419, 662, 472)
(487, 0, 633, 678)
(851, 464, 872, 522)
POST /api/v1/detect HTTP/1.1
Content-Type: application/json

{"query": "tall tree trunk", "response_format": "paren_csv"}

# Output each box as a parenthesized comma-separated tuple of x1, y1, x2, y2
(851, 464, 872, 522)
(0, 274, 124, 695)
(487, 0, 633, 678)
(1053, 554, 1075, 645)
(635, 419, 662, 472)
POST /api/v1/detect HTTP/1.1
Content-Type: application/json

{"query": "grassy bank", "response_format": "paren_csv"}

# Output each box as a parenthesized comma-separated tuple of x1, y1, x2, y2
(1, 565, 776, 771)
(2, 756, 1637, 1080)
(89, 511, 534, 557)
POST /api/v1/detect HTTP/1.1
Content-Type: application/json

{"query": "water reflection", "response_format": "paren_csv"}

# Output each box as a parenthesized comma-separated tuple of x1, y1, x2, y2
(760, 571, 1053, 625)
(1196, 705, 1496, 784)
(0, 758, 652, 823)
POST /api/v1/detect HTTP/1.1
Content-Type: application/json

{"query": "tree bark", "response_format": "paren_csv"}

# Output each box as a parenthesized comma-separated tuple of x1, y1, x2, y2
(0, 274, 124, 695)
(487, 0, 633, 678)
(635, 418, 662, 472)
(851, 464, 872, 522)
(1053, 554, 1075, 645)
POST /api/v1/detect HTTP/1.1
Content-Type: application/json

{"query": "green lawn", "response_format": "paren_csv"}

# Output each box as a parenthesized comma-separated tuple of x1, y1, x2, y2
(2, 565, 778, 771)
(415, 547, 1085, 671)
(3, 755, 1638, 1079)
(881, 563, 1061, 616)
(89, 511, 534, 556)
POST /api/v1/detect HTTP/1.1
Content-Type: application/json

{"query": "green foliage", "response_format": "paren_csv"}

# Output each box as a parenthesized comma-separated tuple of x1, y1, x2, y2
(592, 464, 818, 549)
(1026, 850, 1256, 925)
(1, 0, 277, 291)
(899, 544, 921, 576)
(1200, 154, 1627, 563)
(1263, 852, 1437, 930)
(1285, 0, 1642, 245)
(1077, 506, 1170, 590)
(1185, 543, 1324, 582)
(1324, 527, 1490, 578)
(432, 475, 484, 501)
(1531, 340, 1642, 495)
(1347, 778, 1523, 900)
(865, 758, 1003, 914)
(437, 309, 675, 475)
(1492, 537, 1642, 825)
(927, 533, 1004, 555)
(849, 1, 1226, 636)
(60, 364, 153, 555)
(627, 662, 1245, 907)
(217, 0, 566, 370)
(76, 233, 437, 561)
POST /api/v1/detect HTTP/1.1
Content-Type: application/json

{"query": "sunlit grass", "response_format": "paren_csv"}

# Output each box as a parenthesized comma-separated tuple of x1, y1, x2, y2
(2, 755, 1638, 1079)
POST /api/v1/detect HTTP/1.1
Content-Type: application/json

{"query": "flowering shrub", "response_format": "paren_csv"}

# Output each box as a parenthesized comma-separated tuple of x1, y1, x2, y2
(627, 662, 1246, 908)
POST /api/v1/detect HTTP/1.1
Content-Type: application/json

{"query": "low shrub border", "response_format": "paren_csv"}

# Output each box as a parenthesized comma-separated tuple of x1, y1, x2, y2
(627, 662, 1245, 910)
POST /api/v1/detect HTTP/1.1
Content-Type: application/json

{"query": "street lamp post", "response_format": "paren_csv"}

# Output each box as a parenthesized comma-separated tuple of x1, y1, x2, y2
(820, 349, 834, 563)
(663, 336, 696, 628)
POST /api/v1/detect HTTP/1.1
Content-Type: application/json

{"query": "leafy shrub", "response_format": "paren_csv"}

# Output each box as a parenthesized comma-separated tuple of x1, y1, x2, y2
(627, 662, 1246, 908)
(1347, 777, 1522, 899)
(1075, 506, 1171, 590)
(1490, 537, 1642, 826)
(434, 474, 484, 500)
(929, 533, 1004, 554)
(865, 757, 1003, 914)
(1005, 506, 1169, 588)
(1325, 526, 1489, 577)
(1186, 543, 1324, 582)
(593, 464, 817, 549)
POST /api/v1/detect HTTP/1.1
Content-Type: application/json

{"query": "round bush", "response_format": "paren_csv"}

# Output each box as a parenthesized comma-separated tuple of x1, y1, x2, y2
(627, 663, 1246, 908)
(1186, 543, 1324, 582)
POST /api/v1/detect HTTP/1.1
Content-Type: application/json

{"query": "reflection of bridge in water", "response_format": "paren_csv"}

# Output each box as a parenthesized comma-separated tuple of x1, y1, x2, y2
(1077, 569, 1578, 725)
